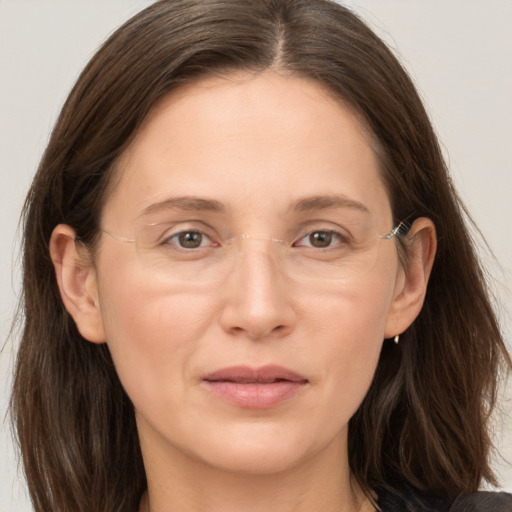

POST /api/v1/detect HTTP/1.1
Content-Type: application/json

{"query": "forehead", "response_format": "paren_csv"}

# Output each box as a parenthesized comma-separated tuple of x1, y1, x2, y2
(104, 71, 391, 227)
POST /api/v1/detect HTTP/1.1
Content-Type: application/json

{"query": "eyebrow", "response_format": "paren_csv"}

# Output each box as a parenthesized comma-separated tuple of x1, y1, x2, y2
(139, 196, 226, 217)
(138, 193, 370, 218)
(292, 195, 370, 215)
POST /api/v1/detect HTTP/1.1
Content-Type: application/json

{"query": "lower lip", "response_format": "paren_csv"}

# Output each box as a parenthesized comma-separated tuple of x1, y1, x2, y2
(203, 380, 307, 409)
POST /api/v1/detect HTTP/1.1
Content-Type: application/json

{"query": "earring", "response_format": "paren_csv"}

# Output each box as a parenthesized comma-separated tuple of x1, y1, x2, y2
(394, 334, 400, 344)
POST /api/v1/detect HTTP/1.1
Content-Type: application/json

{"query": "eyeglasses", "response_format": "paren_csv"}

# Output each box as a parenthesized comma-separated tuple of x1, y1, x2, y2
(100, 219, 409, 285)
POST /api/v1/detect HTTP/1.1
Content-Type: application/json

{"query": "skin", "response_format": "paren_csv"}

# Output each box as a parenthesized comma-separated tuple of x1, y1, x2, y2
(51, 71, 436, 512)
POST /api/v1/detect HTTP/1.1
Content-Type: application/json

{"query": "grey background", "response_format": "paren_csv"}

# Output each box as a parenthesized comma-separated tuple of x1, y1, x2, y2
(1, 1, 510, 510)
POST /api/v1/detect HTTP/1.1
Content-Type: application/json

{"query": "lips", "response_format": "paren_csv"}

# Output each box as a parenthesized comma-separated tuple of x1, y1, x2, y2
(202, 365, 309, 409)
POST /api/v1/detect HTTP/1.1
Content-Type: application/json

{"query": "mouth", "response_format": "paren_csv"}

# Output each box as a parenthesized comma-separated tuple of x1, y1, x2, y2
(202, 365, 309, 409)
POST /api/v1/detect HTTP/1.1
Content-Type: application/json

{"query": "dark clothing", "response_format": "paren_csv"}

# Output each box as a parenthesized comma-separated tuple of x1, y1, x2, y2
(377, 486, 512, 511)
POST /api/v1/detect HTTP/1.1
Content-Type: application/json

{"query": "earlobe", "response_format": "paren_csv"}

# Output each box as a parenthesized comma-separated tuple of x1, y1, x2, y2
(50, 224, 106, 344)
(385, 217, 437, 338)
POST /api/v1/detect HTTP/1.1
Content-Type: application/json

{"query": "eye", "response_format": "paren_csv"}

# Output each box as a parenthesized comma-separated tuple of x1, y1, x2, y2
(294, 230, 346, 249)
(166, 230, 215, 249)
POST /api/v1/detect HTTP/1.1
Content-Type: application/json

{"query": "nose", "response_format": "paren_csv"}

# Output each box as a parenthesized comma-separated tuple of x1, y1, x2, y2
(219, 239, 297, 340)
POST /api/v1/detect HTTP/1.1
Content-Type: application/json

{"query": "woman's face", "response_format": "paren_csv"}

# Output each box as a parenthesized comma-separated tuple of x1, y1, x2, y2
(90, 72, 408, 475)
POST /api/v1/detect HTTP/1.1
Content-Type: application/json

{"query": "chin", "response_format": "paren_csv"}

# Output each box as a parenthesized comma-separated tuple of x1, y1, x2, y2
(200, 444, 310, 476)
(182, 420, 345, 476)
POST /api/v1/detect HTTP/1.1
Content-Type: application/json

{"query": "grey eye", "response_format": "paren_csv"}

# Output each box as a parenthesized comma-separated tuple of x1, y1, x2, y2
(174, 231, 206, 249)
(308, 231, 333, 248)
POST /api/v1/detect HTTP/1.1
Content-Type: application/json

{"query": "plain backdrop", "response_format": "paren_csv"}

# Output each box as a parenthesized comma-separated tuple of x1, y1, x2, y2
(1, 1, 511, 510)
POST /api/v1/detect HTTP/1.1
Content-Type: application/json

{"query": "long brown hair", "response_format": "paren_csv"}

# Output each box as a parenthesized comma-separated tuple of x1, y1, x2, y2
(11, 1, 511, 511)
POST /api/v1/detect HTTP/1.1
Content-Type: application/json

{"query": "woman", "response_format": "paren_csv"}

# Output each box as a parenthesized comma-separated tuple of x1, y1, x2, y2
(10, 0, 511, 511)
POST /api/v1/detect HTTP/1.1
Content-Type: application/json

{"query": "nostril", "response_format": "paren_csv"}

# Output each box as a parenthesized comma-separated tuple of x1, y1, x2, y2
(219, 272, 297, 339)
(227, 323, 290, 340)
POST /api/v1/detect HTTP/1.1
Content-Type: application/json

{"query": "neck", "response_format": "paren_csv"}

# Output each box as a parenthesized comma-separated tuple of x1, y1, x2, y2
(138, 432, 373, 512)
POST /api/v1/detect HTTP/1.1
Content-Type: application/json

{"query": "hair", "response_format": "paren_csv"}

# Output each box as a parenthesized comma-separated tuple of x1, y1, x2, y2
(11, 1, 511, 511)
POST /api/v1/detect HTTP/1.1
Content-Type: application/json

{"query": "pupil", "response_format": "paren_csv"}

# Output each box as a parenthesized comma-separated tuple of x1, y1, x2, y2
(310, 231, 332, 247)
(179, 232, 202, 248)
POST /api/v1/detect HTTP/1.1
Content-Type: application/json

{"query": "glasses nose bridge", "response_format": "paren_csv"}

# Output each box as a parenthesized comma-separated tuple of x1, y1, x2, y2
(236, 234, 286, 256)
(219, 234, 298, 340)
(239, 233, 285, 243)
(228, 234, 286, 275)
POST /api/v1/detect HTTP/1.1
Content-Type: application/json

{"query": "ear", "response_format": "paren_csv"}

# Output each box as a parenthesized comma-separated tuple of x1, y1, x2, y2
(384, 217, 437, 338)
(49, 224, 106, 343)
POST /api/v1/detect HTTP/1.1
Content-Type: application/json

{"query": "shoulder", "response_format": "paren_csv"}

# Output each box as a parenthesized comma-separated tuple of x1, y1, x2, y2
(449, 491, 512, 512)
(377, 486, 512, 512)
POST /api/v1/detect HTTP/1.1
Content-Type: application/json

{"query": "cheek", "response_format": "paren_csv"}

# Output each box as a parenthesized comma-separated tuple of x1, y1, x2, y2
(96, 260, 218, 405)
(305, 270, 396, 349)
(301, 274, 397, 414)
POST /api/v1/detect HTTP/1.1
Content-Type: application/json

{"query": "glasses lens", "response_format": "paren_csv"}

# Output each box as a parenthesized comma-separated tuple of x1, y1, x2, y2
(127, 220, 391, 285)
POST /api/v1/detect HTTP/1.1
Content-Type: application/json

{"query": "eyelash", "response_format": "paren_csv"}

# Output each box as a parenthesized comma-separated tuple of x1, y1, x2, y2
(293, 230, 348, 249)
(161, 228, 350, 251)
(163, 230, 217, 250)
